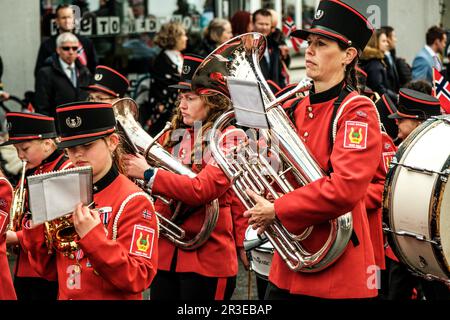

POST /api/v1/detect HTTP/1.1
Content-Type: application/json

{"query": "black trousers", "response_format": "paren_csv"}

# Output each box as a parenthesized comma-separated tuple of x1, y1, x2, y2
(419, 278, 450, 301)
(150, 270, 236, 300)
(386, 257, 421, 300)
(264, 282, 376, 301)
(13, 276, 58, 301)
(256, 276, 269, 300)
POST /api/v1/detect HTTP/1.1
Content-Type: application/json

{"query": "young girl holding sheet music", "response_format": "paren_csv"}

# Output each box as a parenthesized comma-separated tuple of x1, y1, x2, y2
(2, 112, 70, 300)
(21, 101, 158, 300)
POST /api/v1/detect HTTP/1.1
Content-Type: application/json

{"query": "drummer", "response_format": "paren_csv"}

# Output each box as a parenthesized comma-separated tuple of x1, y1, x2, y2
(388, 88, 440, 143)
(388, 87, 450, 300)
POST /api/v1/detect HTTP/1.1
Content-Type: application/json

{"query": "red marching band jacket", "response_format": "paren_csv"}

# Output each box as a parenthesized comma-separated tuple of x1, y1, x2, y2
(0, 177, 16, 299)
(272, 89, 382, 299)
(364, 131, 397, 270)
(151, 127, 243, 278)
(14, 151, 72, 279)
(22, 168, 158, 300)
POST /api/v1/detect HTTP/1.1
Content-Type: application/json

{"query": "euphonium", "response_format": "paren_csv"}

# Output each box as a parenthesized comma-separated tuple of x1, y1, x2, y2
(8, 160, 27, 232)
(192, 32, 353, 272)
(112, 98, 220, 250)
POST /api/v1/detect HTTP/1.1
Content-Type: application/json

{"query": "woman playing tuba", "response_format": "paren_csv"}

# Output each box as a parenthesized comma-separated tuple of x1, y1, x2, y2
(124, 54, 247, 300)
(243, 1, 383, 300)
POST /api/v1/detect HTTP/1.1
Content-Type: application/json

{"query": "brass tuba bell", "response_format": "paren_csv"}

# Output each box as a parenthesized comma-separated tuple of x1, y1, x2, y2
(192, 32, 354, 272)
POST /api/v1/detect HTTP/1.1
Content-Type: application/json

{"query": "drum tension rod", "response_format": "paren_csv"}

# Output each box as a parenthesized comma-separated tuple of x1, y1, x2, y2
(383, 228, 440, 245)
(391, 160, 450, 177)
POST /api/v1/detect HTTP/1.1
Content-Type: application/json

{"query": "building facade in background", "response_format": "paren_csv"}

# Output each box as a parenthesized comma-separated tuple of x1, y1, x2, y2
(0, 0, 447, 105)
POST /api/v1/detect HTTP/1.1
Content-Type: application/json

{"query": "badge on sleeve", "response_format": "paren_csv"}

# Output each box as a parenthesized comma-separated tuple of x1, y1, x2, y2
(382, 151, 396, 173)
(343, 121, 368, 149)
(142, 209, 152, 220)
(129, 225, 155, 259)
(0, 210, 7, 234)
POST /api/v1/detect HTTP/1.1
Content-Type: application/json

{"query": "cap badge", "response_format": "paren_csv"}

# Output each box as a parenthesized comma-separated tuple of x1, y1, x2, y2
(314, 10, 324, 20)
(182, 65, 191, 75)
(94, 73, 103, 81)
(66, 116, 82, 128)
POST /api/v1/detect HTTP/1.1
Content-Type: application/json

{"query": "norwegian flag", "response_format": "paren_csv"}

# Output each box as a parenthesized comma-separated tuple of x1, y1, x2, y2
(282, 16, 302, 53)
(432, 67, 450, 114)
(77, 43, 88, 66)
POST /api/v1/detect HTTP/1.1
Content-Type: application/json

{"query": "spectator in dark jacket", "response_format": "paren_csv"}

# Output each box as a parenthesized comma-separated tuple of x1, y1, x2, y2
(142, 22, 188, 136)
(381, 26, 412, 87)
(34, 4, 97, 76)
(196, 18, 233, 57)
(35, 32, 91, 120)
(360, 30, 397, 101)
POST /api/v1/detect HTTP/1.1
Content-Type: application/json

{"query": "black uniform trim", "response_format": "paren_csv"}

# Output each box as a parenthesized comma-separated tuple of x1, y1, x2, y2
(93, 164, 119, 194)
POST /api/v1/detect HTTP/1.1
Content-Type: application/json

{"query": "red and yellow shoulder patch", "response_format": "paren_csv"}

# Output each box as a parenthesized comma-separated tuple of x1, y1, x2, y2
(343, 121, 368, 149)
(382, 151, 396, 173)
(129, 224, 156, 259)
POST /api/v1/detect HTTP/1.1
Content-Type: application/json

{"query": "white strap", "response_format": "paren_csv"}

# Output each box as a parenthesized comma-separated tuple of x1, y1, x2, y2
(112, 191, 158, 240)
(332, 95, 382, 143)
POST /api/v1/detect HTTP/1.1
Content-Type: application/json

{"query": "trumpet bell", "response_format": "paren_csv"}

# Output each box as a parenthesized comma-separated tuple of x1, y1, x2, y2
(45, 214, 79, 255)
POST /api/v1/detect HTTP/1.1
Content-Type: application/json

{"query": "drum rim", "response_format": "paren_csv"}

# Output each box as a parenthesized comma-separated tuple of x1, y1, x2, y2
(244, 225, 274, 251)
(430, 154, 450, 279)
(383, 118, 450, 282)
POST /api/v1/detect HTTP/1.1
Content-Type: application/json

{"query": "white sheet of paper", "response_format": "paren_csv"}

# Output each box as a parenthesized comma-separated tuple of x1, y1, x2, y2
(28, 166, 92, 225)
(28, 182, 47, 225)
(43, 174, 81, 220)
(227, 77, 269, 129)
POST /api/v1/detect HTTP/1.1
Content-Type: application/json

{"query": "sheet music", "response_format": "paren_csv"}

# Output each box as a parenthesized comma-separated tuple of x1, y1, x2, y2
(28, 166, 93, 225)
(227, 77, 269, 129)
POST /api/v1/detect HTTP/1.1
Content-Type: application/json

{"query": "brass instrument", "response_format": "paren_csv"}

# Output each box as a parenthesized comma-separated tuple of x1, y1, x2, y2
(44, 214, 78, 256)
(193, 32, 353, 272)
(112, 98, 220, 250)
(8, 160, 27, 232)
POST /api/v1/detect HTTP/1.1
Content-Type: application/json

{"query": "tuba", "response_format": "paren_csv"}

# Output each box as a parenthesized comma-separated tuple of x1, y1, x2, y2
(112, 98, 220, 250)
(192, 32, 353, 272)
(8, 160, 27, 232)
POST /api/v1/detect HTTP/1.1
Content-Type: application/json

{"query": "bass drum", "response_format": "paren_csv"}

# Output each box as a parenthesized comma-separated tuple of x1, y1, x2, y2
(383, 115, 450, 284)
(244, 226, 274, 280)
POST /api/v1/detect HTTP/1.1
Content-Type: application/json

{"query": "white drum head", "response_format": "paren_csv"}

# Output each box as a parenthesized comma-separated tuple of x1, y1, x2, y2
(244, 226, 274, 279)
(386, 117, 450, 282)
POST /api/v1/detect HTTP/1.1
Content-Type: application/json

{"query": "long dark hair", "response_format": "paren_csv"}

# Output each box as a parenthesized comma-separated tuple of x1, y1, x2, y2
(338, 42, 360, 91)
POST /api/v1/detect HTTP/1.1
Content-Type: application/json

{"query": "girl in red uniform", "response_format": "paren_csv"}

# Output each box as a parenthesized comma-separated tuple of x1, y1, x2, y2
(21, 102, 158, 299)
(3, 112, 70, 300)
(243, 0, 383, 300)
(124, 54, 245, 300)
(0, 168, 15, 299)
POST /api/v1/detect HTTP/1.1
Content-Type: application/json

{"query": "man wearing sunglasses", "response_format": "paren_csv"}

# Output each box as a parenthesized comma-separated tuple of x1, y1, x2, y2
(35, 32, 91, 120)
(34, 4, 97, 76)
